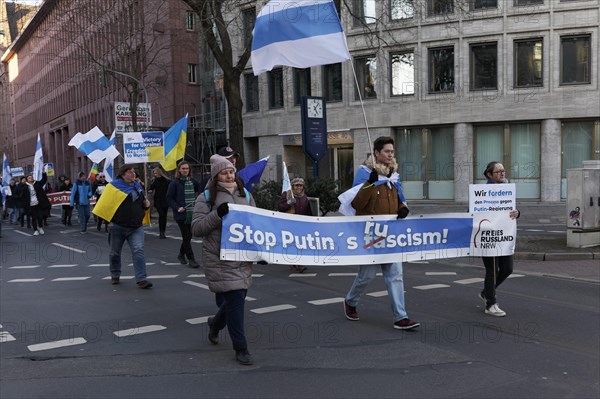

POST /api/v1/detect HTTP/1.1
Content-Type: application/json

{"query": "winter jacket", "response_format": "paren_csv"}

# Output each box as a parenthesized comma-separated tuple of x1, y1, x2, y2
(166, 177, 201, 221)
(111, 193, 149, 228)
(70, 180, 93, 207)
(351, 158, 407, 216)
(191, 183, 256, 293)
(13, 182, 28, 209)
(277, 191, 313, 216)
(148, 176, 170, 209)
(22, 174, 51, 211)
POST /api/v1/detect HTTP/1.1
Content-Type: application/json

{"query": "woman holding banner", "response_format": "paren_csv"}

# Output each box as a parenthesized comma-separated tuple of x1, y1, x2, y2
(480, 161, 520, 317)
(191, 154, 256, 366)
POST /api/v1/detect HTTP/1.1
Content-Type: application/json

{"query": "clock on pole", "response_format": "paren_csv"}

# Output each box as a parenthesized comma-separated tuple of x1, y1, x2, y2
(301, 96, 327, 177)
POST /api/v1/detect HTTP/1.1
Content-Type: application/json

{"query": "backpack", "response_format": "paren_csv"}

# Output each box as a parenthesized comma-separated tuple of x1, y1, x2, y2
(204, 187, 251, 210)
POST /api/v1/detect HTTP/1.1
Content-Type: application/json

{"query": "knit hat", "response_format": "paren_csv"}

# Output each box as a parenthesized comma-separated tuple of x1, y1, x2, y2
(210, 154, 236, 179)
(291, 177, 305, 186)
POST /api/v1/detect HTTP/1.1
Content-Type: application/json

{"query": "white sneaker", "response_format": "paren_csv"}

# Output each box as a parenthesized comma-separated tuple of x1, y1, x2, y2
(33, 230, 39, 236)
(485, 303, 506, 317)
(38, 227, 45, 235)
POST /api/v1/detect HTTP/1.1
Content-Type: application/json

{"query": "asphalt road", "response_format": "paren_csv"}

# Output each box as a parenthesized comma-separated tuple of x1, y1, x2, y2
(0, 214, 598, 399)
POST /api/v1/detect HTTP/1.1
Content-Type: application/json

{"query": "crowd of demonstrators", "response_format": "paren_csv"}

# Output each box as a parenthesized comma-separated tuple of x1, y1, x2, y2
(70, 172, 93, 233)
(93, 173, 109, 232)
(343, 136, 420, 331)
(191, 154, 256, 366)
(22, 173, 51, 236)
(167, 161, 201, 268)
(277, 176, 312, 273)
(148, 166, 170, 239)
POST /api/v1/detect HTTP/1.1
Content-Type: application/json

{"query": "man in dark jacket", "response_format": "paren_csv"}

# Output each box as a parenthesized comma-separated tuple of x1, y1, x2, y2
(23, 173, 51, 235)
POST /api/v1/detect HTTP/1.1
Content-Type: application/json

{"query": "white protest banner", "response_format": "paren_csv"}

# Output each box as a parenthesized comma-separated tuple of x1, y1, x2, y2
(469, 184, 516, 213)
(47, 191, 96, 206)
(122, 131, 165, 163)
(219, 205, 517, 266)
(114, 102, 152, 133)
(11, 167, 24, 177)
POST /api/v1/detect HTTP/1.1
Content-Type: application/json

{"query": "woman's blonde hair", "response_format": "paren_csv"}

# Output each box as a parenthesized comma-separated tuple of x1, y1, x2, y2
(152, 166, 170, 180)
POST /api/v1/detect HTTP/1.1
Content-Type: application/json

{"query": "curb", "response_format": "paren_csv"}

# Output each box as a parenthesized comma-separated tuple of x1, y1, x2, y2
(515, 252, 600, 261)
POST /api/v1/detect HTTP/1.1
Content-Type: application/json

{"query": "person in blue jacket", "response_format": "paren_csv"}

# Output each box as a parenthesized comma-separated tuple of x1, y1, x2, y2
(70, 172, 93, 233)
(166, 160, 201, 268)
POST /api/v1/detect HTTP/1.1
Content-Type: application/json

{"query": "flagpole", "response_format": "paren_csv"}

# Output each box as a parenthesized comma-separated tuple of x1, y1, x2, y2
(349, 61, 373, 157)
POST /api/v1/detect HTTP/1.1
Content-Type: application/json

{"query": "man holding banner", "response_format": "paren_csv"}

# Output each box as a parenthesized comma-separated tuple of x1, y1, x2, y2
(342, 136, 419, 330)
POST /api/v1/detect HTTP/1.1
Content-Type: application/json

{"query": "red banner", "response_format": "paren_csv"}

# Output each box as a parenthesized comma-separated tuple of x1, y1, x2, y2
(48, 191, 96, 206)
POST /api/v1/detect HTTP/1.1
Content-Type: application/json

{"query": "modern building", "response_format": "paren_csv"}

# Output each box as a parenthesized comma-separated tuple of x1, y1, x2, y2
(1, 0, 202, 180)
(241, 0, 600, 202)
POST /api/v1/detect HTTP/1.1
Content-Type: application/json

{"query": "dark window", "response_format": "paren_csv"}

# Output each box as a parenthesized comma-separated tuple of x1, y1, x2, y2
(294, 68, 311, 106)
(390, 52, 415, 96)
(185, 12, 195, 31)
(355, 55, 377, 100)
(245, 73, 259, 112)
(352, 0, 376, 26)
(514, 0, 543, 5)
(390, 0, 415, 19)
(469, 0, 497, 10)
(268, 68, 284, 109)
(188, 64, 197, 84)
(428, 46, 454, 93)
(428, 0, 453, 16)
(242, 8, 256, 48)
(560, 35, 591, 85)
(514, 39, 543, 87)
(470, 43, 497, 90)
(323, 63, 343, 102)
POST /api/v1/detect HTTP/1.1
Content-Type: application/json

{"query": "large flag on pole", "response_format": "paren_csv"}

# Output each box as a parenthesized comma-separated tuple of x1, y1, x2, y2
(237, 155, 270, 192)
(161, 114, 188, 171)
(68, 126, 120, 163)
(251, 0, 351, 75)
(32, 133, 44, 181)
(103, 130, 117, 183)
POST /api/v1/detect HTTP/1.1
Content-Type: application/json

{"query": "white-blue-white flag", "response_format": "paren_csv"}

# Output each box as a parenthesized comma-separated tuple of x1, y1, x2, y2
(68, 126, 120, 163)
(251, 0, 350, 75)
(103, 130, 117, 183)
(2, 153, 11, 187)
(281, 161, 291, 193)
(32, 133, 44, 181)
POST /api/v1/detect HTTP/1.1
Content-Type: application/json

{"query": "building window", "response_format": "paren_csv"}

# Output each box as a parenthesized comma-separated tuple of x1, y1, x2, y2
(242, 8, 256, 48)
(391, 0, 415, 20)
(293, 68, 311, 106)
(562, 121, 594, 178)
(352, 0, 376, 26)
(244, 73, 259, 112)
(355, 55, 377, 100)
(469, 0, 497, 10)
(514, 39, 543, 87)
(390, 52, 415, 96)
(428, 0, 453, 16)
(470, 42, 497, 90)
(185, 12, 195, 31)
(514, 0, 543, 5)
(268, 68, 284, 109)
(428, 46, 454, 93)
(188, 64, 197, 84)
(561, 35, 591, 85)
(323, 63, 343, 102)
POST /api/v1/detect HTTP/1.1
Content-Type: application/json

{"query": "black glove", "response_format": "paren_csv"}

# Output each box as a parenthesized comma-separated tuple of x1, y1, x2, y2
(216, 202, 229, 218)
(257, 260, 268, 265)
(397, 205, 409, 219)
(368, 170, 378, 184)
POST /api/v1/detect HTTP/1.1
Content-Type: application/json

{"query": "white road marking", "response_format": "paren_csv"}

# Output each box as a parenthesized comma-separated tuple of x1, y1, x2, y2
(508, 274, 525, 279)
(414, 284, 451, 290)
(525, 229, 544, 232)
(328, 273, 358, 277)
(128, 262, 155, 266)
(308, 297, 345, 305)
(163, 263, 183, 266)
(251, 304, 296, 314)
(9, 265, 41, 269)
(52, 243, 86, 254)
(14, 230, 32, 237)
(8, 279, 44, 283)
(187, 274, 205, 278)
(102, 276, 134, 280)
(183, 280, 210, 290)
(425, 272, 457, 276)
(113, 325, 166, 337)
(367, 290, 388, 297)
(548, 231, 565, 234)
(51, 277, 92, 281)
(0, 331, 16, 343)
(28, 337, 87, 352)
(289, 273, 317, 277)
(146, 275, 178, 279)
(48, 264, 78, 268)
(89, 264, 109, 267)
(186, 316, 210, 325)
(246, 296, 257, 301)
(454, 278, 485, 285)
(252, 274, 264, 277)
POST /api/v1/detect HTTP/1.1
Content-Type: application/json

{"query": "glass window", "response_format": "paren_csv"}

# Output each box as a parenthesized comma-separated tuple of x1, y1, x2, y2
(428, 0, 454, 16)
(561, 35, 591, 85)
(352, 0, 376, 26)
(562, 122, 594, 177)
(242, 8, 256, 48)
(475, 125, 504, 179)
(397, 129, 423, 182)
(390, 52, 415, 96)
(185, 12, 195, 31)
(470, 42, 497, 90)
(268, 68, 284, 109)
(429, 46, 454, 93)
(323, 63, 343, 102)
(391, 0, 415, 20)
(294, 68, 311, 106)
(514, 39, 543, 87)
(187, 64, 197, 84)
(514, 0, 543, 5)
(244, 73, 259, 112)
(429, 127, 454, 181)
(510, 123, 540, 179)
(354, 55, 377, 100)
(469, 0, 497, 10)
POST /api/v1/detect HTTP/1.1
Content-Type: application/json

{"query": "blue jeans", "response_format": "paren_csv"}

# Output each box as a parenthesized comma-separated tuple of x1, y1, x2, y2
(77, 205, 90, 232)
(108, 224, 147, 282)
(7, 207, 16, 224)
(212, 289, 248, 351)
(345, 262, 408, 322)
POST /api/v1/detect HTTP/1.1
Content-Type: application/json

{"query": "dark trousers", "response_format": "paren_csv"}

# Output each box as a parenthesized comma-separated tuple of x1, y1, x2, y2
(29, 205, 43, 230)
(156, 206, 168, 233)
(18, 207, 31, 227)
(175, 220, 195, 260)
(482, 255, 513, 307)
(212, 289, 248, 351)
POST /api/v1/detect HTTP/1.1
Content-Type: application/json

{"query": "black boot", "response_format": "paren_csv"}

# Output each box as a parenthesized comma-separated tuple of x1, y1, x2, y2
(159, 231, 166, 239)
(235, 349, 254, 365)
(188, 258, 200, 269)
(177, 253, 187, 265)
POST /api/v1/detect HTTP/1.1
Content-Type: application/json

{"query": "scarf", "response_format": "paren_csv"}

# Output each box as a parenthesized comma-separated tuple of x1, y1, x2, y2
(218, 181, 237, 194)
(182, 176, 195, 224)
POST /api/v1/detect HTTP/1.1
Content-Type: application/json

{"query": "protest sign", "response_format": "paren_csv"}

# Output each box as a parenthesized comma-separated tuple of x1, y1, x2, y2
(123, 132, 164, 163)
(469, 183, 516, 213)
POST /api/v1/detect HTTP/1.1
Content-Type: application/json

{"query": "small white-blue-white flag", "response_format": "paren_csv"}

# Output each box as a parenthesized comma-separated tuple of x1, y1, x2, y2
(2, 153, 11, 187)
(251, 0, 350, 75)
(103, 130, 117, 183)
(68, 126, 120, 163)
(281, 161, 291, 193)
(32, 133, 44, 181)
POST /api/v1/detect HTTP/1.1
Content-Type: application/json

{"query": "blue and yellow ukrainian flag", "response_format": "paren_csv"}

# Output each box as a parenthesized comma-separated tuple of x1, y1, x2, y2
(92, 179, 150, 225)
(160, 114, 188, 171)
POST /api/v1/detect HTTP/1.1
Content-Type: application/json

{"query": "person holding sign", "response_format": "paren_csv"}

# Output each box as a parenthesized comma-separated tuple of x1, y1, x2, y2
(343, 136, 419, 331)
(479, 162, 520, 317)
(191, 155, 256, 366)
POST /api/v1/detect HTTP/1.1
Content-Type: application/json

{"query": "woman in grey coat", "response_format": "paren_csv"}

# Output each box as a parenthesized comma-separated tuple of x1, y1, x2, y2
(191, 154, 256, 366)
